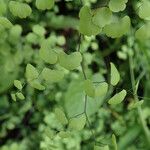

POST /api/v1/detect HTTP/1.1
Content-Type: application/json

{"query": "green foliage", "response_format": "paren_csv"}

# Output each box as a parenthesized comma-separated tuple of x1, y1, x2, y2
(112, 134, 118, 150)
(83, 79, 108, 98)
(58, 51, 82, 70)
(42, 68, 64, 83)
(9, 1, 32, 18)
(0, 17, 13, 28)
(108, 89, 127, 105)
(92, 7, 112, 28)
(103, 16, 131, 38)
(35, 0, 55, 10)
(138, 0, 150, 20)
(14, 80, 22, 90)
(128, 100, 144, 110)
(54, 108, 68, 125)
(108, 0, 128, 12)
(69, 114, 86, 131)
(79, 6, 101, 36)
(94, 145, 109, 150)
(25, 64, 39, 81)
(0, 0, 150, 149)
(110, 62, 120, 86)
(39, 39, 58, 64)
(135, 23, 150, 41)
(16, 92, 25, 100)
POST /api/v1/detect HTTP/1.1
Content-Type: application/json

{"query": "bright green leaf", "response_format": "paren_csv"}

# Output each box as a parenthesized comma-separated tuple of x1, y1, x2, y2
(139, 1, 150, 20)
(29, 79, 45, 90)
(25, 64, 39, 81)
(0, 17, 13, 28)
(92, 7, 112, 28)
(14, 80, 22, 90)
(109, 0, 128, 12)
(9, 1, 32, 18)
(54, 108, 68, 125)
(135, 23, 150, 41)
(69, 114, 86, 131)
(108, 89, 127, 105)
(11, 93, 16, 101)
(58, 51, 82, 70)
(79, 6, 101, 36)
(42, 68, 64, 83)
(112, 134, 118, 150)
(16, 92, 25, 100)
(39, 39, 58, 64)
(32, 25, 45, 36)
(110, 62, 120, 86)
(103, 16, 131, 38)
(36, 0, 54, 10)
(95, 82, 108, 97)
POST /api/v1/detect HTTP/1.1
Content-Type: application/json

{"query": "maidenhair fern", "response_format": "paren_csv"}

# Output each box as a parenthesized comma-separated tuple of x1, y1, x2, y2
(3, 0, 149, 149)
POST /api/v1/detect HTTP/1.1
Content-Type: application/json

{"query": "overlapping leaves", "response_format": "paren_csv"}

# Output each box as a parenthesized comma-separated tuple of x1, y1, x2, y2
(9, 1, 32, 18)
(103, 16, 131, 38)
(79, 6, 130, 37)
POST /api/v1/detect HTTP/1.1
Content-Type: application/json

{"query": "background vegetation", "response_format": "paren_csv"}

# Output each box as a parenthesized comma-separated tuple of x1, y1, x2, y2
(0, 0, 150, 149)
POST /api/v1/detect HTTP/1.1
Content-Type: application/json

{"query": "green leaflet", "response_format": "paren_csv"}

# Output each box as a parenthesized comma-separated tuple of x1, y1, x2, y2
(25, 64, 45, 90)
(29, 79, 45, 90)
(54, 108, 68, 125)
(16, 92, 25, 100)
(128, 100, 144, 110)
(109, 0, 128, 12)
(110, 62, 120, 86)
(42, 68, 64, 83)
(79, 6, 101, 36)
(39, 39, 58, 64)
(11, 93, 16, 101)
(58, 51, 82, 70)
(26, 33, 38, 44)
(9, 1, 32, 18)
(108, 89, 127, 105)
(9, 25, 22, 39)
(69, 114, 86, 131)
(0, 17, 13, 29)
(14, 80, 22, 90)
(58, 131, 70, 138)
(135, 23, 150, 41)
(92, 7, 112, 28)
(139, 1, 150, 20)
(84, 79, 95, 97)
(32, 25, 46, 37)
(103, 16, 131, 38)
(25, 64, 39, 81)
(112, 134, 118, 150)
(84, 79, 108, 98)
(36, 0, 55, 10)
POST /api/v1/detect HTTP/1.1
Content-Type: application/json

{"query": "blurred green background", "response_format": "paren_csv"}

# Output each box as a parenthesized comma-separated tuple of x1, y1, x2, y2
(0, 0, 150, 149)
